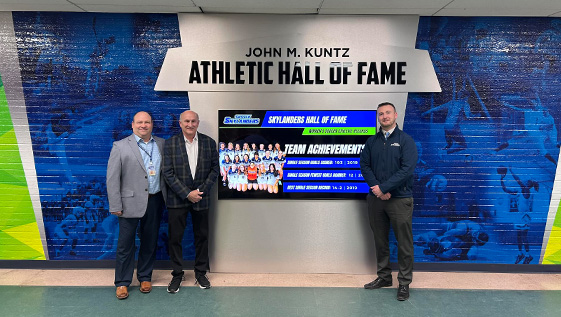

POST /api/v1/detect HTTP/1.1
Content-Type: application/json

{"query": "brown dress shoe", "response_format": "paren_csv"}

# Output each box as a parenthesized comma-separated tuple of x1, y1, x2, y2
(140, 281, 152, 293)
(116, 286, 128, 299)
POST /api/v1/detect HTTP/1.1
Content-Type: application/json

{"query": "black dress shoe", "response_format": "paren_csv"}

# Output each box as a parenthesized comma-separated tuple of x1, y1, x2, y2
(397, 284, 409, 301)
(364, 277, 392, 289)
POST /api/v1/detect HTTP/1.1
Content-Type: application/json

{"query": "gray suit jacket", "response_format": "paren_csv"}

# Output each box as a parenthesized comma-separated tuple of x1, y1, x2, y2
(106, 134, 166, 218)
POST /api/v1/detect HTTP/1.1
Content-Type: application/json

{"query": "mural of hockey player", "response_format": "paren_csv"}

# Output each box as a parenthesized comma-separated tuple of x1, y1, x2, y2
(415, 220, 489, 261)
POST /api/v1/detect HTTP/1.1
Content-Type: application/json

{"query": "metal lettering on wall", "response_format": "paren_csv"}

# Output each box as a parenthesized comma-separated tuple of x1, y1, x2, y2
(156, 14, 440, 93)
(156, 37, 440, 93)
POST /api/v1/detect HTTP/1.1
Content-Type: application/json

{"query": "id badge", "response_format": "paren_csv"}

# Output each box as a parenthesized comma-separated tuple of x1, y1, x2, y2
(148, 165, 156, 176)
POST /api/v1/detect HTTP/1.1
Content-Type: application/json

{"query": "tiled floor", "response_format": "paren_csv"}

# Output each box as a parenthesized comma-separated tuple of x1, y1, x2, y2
(1, 270, 561, 316)
(2, 285, 560, 317)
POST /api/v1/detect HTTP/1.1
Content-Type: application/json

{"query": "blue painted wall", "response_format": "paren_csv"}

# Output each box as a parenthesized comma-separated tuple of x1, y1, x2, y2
(2, 13, 561, 265)
(12, 12, 191, 260)
(406, 17, 561, 264)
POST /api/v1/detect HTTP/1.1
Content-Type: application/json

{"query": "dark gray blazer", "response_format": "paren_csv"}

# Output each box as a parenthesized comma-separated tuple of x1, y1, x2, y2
(163, 132, 219, 210)
(106, 134, 166, 218)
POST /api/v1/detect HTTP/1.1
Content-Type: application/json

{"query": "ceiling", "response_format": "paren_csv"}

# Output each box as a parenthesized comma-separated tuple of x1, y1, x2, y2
(0, 0, 560, 17)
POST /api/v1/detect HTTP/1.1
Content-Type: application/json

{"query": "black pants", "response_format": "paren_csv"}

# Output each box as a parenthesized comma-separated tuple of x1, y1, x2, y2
(114, 192, 164, 287)
(367, 195, 414, 286)
(168, 206, 209, 276)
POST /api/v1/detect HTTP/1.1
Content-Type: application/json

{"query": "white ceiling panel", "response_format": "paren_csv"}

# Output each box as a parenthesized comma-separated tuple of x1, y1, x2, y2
(193, 0, 322, 9)
(321, 0, 450, 9)
(0, 4, 82, 11)
(435, 8, 558, 16)
(72, 0, 195, 5)
(0, 0, 69, 3)
(319, 8, 439, 15)
(79, 5, 200, 13)
(200, 7, 318, 14)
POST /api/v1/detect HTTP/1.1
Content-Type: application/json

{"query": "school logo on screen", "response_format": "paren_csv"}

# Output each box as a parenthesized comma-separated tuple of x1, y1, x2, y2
(223, 114, 261, 125)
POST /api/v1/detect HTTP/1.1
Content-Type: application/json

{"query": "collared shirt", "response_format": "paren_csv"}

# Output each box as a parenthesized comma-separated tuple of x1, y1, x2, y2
(134, 134, 161, 194)
(382, 126, 396, 139)
(184, 132, 199, 178)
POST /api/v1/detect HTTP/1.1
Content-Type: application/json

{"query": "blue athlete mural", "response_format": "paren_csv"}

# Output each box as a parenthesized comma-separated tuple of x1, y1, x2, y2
(8, 13, 561, 265)
(12, 12, 192, 260)
(406, 17, 561, 264)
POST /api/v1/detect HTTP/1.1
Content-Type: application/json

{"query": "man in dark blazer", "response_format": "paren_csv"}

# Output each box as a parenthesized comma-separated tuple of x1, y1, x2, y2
(360, 102, 417, 301)
(163, 110, 219, 293)
(106, 111, 166, 300)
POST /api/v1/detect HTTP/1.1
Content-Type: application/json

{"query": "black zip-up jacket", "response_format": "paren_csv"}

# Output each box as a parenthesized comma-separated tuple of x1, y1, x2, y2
(359, 126, 418, 197)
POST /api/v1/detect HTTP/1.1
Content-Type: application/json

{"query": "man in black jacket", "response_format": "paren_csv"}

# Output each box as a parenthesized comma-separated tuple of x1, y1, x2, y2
(360, 102, 418, 301)
(163, 110, 219, 293)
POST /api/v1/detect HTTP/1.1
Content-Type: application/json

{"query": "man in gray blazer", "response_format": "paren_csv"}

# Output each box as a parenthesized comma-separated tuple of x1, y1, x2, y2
(163, 110, 219, 293)
(107, 111, 166, 300)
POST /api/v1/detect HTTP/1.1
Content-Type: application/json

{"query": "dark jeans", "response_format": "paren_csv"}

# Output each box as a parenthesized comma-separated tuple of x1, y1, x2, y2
(168, 206, 209, 277)
(367, 195, 414, 286)
(115, 192, 164, 287)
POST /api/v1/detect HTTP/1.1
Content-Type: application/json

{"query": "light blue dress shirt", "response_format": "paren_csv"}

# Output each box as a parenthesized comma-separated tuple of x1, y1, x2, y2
(134, 134, 161, 194)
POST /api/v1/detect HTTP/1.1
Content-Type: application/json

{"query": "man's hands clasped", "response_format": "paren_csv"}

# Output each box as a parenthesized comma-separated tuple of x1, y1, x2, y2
(371, 185, 391, 200)
(187, 189, 204, 203)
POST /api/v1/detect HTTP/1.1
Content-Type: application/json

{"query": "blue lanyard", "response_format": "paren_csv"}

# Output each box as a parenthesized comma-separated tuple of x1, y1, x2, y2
(138, 140, 154, 163)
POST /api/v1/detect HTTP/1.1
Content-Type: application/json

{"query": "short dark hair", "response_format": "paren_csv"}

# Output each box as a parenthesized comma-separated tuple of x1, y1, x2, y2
(377, 102, 396, 111)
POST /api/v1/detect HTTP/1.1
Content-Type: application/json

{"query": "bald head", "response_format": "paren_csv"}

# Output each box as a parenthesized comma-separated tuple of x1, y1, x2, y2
(179, 110, 200, 141)
(133, 111, 152, 122)
(180, 110, 199, 121)
(131, 111, 153, 142)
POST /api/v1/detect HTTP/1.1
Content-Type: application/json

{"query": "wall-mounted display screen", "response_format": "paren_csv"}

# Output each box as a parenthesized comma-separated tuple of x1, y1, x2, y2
(218, 110, 377, 199)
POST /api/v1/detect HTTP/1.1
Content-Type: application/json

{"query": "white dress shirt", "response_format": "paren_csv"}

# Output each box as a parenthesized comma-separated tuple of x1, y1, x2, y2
(184, 132, 199, 178)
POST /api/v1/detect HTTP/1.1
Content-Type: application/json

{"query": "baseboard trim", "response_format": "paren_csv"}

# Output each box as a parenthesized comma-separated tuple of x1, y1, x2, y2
(0, 260, 559, 273)
(0, 260, 193, 270)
